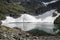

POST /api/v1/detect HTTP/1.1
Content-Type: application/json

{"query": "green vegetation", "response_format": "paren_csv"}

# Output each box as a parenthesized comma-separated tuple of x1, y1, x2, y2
(0, 14, 6, 20)
(0, 0, 42, 19)
(0, 1, 26, 18)
(54, 16, 60, 24)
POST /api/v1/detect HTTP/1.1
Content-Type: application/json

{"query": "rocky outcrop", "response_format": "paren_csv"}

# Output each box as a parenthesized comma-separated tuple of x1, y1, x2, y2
(54, 16, 60, 24)
(0, 25, 60, 40)
(52, 12, 57, 17)
(0, 25, 31, 40)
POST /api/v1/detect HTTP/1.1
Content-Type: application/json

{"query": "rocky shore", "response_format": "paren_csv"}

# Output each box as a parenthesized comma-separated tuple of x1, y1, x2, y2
(0, 25, 60, 40)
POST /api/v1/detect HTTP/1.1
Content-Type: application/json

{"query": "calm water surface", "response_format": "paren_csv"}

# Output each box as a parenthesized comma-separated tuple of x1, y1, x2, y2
(2, 22, 60, 35)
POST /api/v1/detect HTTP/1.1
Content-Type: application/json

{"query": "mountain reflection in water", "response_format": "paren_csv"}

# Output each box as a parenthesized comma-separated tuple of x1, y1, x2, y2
(2, 22, 60, 35)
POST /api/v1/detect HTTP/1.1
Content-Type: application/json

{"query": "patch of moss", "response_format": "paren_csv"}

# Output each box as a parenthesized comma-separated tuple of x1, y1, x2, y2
(0, 14, 6, 20)
(54, 16, 60, 24)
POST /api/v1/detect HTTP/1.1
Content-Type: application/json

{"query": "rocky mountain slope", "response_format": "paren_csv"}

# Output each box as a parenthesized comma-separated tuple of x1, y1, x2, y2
(0, 0, 45, 19)
(0, 0, 60, 23)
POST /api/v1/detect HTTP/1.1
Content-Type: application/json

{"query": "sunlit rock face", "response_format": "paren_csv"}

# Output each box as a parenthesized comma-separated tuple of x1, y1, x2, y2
(1, 16, 15, 23)
(16, 14, 38, 22)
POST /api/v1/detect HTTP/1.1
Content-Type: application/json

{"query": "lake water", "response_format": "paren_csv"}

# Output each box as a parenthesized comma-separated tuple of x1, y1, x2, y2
(2, 22, 60, 35)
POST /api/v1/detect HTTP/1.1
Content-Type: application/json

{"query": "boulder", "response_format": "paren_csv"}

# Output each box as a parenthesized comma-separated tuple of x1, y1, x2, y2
(52, 12, 57, 17)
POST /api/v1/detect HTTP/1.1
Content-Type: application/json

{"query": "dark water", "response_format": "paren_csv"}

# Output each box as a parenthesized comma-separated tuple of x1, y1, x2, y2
(28, 23, 60, 36)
